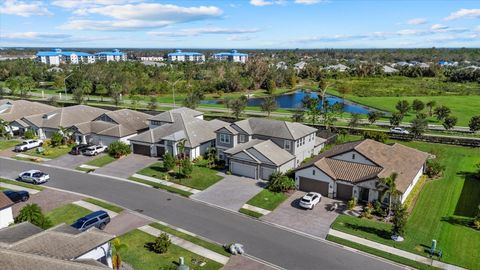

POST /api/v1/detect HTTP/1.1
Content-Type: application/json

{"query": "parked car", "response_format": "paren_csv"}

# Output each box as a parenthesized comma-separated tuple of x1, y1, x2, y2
(14, 139, 43, 152)
(83, 145, 108, 156)
(71, 210, 111, 231)
(299, 192, 322, 210)
(3, 190, 30, 203)
(390, 127, 410, 134)
(18, 170, 49, 184)
(70, 144, 93, 155)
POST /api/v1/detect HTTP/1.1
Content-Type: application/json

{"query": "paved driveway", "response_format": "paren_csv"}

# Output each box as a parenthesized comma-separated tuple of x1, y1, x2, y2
(191, 174, 266, 211)
(12, 188, 85, 216)
(261, 191, 345, 239)
(105, 211, 150, 236)
(45, 153, 98, 169)
(94, 154, 158, 178)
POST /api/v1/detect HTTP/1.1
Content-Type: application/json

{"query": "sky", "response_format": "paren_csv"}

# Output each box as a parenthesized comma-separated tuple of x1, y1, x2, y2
(0, 0, 479, 49)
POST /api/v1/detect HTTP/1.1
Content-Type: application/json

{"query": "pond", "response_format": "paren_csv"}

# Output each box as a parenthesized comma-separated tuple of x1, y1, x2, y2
(202, 90, 375, 114)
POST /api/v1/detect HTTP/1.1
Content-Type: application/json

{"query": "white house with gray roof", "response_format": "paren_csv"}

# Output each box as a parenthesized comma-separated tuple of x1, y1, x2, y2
(215, 118, 326, 180)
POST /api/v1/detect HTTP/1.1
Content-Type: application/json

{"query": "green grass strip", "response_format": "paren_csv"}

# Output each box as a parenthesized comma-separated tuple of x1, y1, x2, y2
(239, 208, 263, 218)
(83, 198, 123, 213)
(0, 178, 45, 191)
(84, 155, 116, 167)
(128, 177, 192, 197)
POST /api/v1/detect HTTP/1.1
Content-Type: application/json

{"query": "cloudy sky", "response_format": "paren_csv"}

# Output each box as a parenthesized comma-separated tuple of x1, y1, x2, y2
(0, 0, 479, 48)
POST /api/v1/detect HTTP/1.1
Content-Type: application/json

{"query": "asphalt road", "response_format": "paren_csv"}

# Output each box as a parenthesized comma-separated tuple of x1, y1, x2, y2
(0, 158, 404, 270)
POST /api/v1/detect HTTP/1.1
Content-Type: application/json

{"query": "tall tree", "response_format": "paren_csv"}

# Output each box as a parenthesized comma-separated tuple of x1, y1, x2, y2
(260, 96, 278, 117)
(442, 116, 457, 130)
(110, 83, 123, 106)
(379, 172, 399, 216)
(5, 76, 20, 96)
(302, 94, 321, 125)
(338, 84, 352, 104)
(318, 78, 329, 110)
(0, 119, 11, 140)
(411, 114, 428, 137)
(228, 96, 247, 120)
(367, 111, 383, 125)
(348, 113, 361, 127)
(392, 204, 408, 237)
(412, 99, 425, 113)
(395, 100, 410, 115)
(434, 105, 451, 121)
(390, 112, 404, 127)
(426, 100, 436, 116)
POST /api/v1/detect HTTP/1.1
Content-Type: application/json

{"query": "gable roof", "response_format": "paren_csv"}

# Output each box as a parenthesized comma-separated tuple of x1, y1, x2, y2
(0, 223, 43, 245)
(227, 118, 317, 140)
(75, 109, 149, 137)
(0, 100, 56, 122)
(23, 105, 107, 129)
(0, 192, 13, 210)
(225, 139, 295, 166)
(148, 107, 203, 123)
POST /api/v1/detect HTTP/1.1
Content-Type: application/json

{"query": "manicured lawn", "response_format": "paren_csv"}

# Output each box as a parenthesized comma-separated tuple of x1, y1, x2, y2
(246, 189, 288, 211)
(137, 162, 223, 190)
(25, 145, 72, 159)
(0, 139, 20, 150)
(0, 178, 45, 191)
(331, 142, 480, 269)
(83, 198, 123, 213)
(128, 176, 192, 197)
(150, 223, 230, 257)
(239, 208, 263, 218)
(84, 154, 116, 167)
(118, 229, 223, 270)
(46, 204, 92, 226)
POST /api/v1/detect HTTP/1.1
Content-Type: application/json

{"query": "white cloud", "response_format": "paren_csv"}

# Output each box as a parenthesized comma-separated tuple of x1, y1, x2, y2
(249, 0, 286, 7)
(0, 32, 114, 45)
(431, 24, 448, 30)
(1, 32, 71, 40)
(60, 19, 173, 31)
(227, 35, 255, 41)
(406, 18, 428, 25)
(295, 0, 324, 4)
(0, 0, 52, 17)
(445, 8, 480, 20)
(52, 0, 140, 9)
(148, 27, 260, 37)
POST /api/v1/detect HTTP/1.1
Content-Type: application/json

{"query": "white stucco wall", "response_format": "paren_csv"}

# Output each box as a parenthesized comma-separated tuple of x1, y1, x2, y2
(295, 166, 335, 197)
(77, 242, 112, 268)
(401, 165, 424, 203)
(0, 207, 14, 229)
(293, 133, 316, 166)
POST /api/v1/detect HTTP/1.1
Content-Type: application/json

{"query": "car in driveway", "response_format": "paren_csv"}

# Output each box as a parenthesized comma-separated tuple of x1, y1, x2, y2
(14, 139, 43, 152)
(3, 190, 30, 203)
(71, 210, 111, 231)
(83, 145, 108, 156)
(18, 170, 49, 184)
(390, 127, 410, 134)
(69, 144, 93, 155)
(299, 192, 322, 210)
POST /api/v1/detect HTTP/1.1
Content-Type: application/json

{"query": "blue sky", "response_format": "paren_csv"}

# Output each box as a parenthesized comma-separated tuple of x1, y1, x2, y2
(0, 0, 479, 48)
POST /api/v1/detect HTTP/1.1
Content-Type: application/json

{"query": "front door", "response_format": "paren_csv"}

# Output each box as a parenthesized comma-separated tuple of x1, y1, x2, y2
(360, 187, 369, 202)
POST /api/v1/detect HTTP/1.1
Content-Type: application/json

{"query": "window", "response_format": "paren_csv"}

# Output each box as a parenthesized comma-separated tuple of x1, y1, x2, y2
(219, 134, 230, 144)
(85, 219, 97, 227)
(284, 140, 291, 150)
(352, 153, 356, 160)
(239, 134, 246, 143)
(312, 169, 316, 175)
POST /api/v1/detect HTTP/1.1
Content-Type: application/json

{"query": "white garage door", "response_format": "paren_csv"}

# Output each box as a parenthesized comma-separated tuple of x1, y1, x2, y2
(231, 161, 256, 179)
(261, 166, 276, 180)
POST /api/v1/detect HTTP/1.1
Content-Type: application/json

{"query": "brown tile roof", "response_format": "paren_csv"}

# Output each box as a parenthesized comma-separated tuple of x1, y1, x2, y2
(0, 192, 13, 210)
(0, 99, 56, 122)
(324, 159, 383, 182)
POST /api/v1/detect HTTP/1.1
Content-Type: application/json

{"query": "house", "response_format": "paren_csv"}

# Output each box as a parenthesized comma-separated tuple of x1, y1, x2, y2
(324, 64, 349, 72)
(36, 49, 96, 66)
(168, 50, 205, 62)
(0, 193, 14, 229)
(95, 49, 127, 62)
(216, 118, 326, 180)
(213, 50, 248, 63)
(0, 222, 114, 269)
(129, 107, 227, 159)
(21, 105, 108, 139)
(72, 109, 150, 146)
(140, 56, 164, 62)
(294, 61, 307, 72)
(275, 61, 288, 70)
(295, 139, 429, 204)
(382, 65, 398, 74)
(0, 100, 56, 136)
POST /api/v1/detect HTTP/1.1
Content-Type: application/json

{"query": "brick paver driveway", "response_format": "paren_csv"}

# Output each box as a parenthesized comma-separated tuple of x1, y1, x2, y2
(94, 154, 158, 178)
(105, 211, 150, 236)
(45, 153, 98, 169)
(261, 191, 345, 239)
(191, 174, 266, 211)
(12, 188, 85, 216)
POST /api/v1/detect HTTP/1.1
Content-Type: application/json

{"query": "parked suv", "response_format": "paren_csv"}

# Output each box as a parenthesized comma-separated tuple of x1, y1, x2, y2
(14, 139, 43, 152)
(83, 145, 108, 156)
(71, 210, 110, 231)
(3, 190, 30, 203)
(70, 144, 93, 155)
(390, 127, 410, 134)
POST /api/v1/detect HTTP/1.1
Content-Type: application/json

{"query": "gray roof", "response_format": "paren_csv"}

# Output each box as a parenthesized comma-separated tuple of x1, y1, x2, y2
(230, 118, 317, 140)
(0, 99, 56, 122)
(23, 105, 107, 129)
(148, 107, 203, 123)
(226, 139, 294, 166)
(0, 223, 42, 245)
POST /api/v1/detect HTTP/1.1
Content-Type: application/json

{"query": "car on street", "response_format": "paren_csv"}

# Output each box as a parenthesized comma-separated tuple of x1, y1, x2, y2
(71, 210, 111, 231)
(390, 127, 410, 134)
(83, 145, 108, 156)
(14, 139, 43, 152)
(3, 190, 30, 203)
(70, 144, 93, 155)
(299, 192, 322, 210)
(18, 170, 49, 184)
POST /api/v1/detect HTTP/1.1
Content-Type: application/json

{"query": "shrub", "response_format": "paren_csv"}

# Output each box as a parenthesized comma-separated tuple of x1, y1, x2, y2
(148, 233, 171, 254)
(473, 218, 480, 230)
(361, 202, 374, 219)
(14, 203, 52, 229)
(347, 197, 357, 210)
(373, 200, 387, 217)
(163, 153, 175, 171)
(267, 172, 295, 193)
(362, 131, 387, 143)
(392, 204, 408, 237)
(24, 129, 36, 139)
(50, 132, 64, 147)
(181, 158, 193, 178)
(425, 159, 445, 178)
(108, 141, 131, 159)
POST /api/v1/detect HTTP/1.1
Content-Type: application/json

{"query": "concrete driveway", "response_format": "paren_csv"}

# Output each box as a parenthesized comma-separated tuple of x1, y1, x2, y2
(94, 154, 158, 178)
(105, 211, 150, 236)
(261, 191, 345, 239)
(45, 153, 98, 169)
(191, 174, 266, 211)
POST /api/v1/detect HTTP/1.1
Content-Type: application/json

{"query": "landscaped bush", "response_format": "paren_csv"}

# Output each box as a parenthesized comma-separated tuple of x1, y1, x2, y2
(162, 153, 175, 171)
(146, 233, 171, 254)
(347, 197, 357, 210)
(24, 129, 36, 139)
(425, 159, 445, 178)
(50, 132, 64, 147)
(108, 141, 131, 159)
(15, 203, 52, 229)
(267, 172, 295, 193)
(473, 217, 480, 230)
(362, 131, 387, 143)
(180, 158, 193, 178)
(361, 202, 374, 219)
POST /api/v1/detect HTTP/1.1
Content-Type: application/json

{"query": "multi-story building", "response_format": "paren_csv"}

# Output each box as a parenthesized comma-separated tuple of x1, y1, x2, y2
(140, 56, 164, 62)
(36, 49, 95, 66)
(213, 50, 248, 63)
(167, 49, 205, 62)
(95, 49, 127, 62)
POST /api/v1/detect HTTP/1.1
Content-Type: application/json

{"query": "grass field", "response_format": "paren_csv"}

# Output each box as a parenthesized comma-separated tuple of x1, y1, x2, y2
(0, 140, 20, 151)
(246, 189, 288, 211)
(85, 154, 116, 167)
(331, 141, 480, 269)
(239, 208, 264, 218)
(46, 204, 92, 226)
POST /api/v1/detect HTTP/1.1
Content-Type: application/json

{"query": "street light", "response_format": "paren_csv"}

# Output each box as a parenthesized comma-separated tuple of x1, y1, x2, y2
(167, 79, 181, 108)
(64, 73, 74, 99)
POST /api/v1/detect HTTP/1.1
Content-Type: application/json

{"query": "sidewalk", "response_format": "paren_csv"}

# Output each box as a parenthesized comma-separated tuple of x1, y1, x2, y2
(131, 173, 201, 194)
(328, 229, 467, 270)
(72, 200, 119, 218)
(0, 182, 40, 194)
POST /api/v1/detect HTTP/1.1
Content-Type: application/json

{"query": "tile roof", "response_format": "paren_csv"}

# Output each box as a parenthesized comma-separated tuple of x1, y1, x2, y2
(229, 118, 317, 140)
(0, 100, 56, 122)
(22, 105, 107, 129)
(225, 139, 294, 166)
(148, 107, 203, 123)
(0, 192, 14, 210)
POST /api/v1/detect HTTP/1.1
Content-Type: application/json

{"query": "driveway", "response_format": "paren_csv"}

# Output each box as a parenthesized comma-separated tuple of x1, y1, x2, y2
(261, 191, 345, 239)
(45, 153, 98, 169)
(105, 211, 150, 236)
(12, 188, 85, 216)
(191, 174, 266, 211)
(94, 154, 158, 178)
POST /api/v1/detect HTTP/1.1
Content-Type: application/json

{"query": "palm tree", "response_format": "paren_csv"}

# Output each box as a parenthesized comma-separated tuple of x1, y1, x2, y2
(379, 172, 399, 216)
(0, 119, 11, 140)
(112, 238, 128, 270)
(58, 126, 74, 145)
(14, 203, 52, 229)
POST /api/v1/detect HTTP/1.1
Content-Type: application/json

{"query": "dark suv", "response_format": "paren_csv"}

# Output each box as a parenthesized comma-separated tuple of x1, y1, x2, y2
(3, 190, 29, 203)
(70, 144, 92, 155)
(71, 210, 110, 231)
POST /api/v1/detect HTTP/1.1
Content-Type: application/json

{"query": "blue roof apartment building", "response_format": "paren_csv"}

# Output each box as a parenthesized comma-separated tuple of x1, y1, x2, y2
(36, 49, 126, 66)
(95, 49, 127, 62)
(213, 50, 248, 63)
(167, 50, 205, 62)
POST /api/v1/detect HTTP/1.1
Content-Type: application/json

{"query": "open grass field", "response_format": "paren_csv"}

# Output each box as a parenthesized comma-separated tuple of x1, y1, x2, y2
(331, 141, 480, 269)
(46, 204, 92, 226)
(246, 189, 288, 211)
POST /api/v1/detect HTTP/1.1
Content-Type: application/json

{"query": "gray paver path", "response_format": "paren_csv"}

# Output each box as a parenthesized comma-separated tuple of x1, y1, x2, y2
(94, 154, 158, 178)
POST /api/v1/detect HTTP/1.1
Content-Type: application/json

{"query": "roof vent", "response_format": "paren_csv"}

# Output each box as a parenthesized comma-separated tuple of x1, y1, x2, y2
(42, 112, 57, 119)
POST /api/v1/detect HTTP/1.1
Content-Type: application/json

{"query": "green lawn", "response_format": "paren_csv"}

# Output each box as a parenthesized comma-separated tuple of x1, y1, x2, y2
(246, 189, 288, 211)
(150, 223, 230, 257)
(118, 229, 223, 270)
(24, 145, 72, 159)
(0, 139, 20, 150)
(137, 162, 223, 190)
(84, 154, 116, 167)
(128, 176, 193, 197)
(0, 178, 45, 191)
(331, 142, 480, 269)
(83, 198, 124, 213)
(239, 208, 264, 218)
(46, 204, 92, 226)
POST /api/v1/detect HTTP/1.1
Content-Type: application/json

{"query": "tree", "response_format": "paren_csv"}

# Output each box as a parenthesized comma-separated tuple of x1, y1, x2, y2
(0, 119, 11, 140)
(227, 96, 247, 120)
(379, 172, 399, 215)
(348, 113, 361, 127)
(181, 158, 193, 178)
(260, 96, 278, 117)
(95, 84, 108, 102)
(265, 79, 276, 95)
(367, 111, 383, 125)
(267, 172, 295, 193)
(426, 101, 436, 116)
(129, 94, 141, 110)
(390, 112, 404, 127)
(110, 83, 123, 106)
(112, 238, 128, 270)
(205, 147, 217, 169)
(148, 96, 158, 111)
(433, 105, 451, 121)
(47, 95, 59, 107)
(395, 100, 410, 115)
(50, 132, 64, 147)
(108, 141, 131, 158)
(14, 203, 52, 229)
(468, 115, 480, 132)
(183, 90, 203, 109)
(18, 76, 35, 97)
(392, 204, 408, 237)
(163, 152, 175, 171)
(72, 81, 91, 104)
(442, 116, 457, 130)
(338, 84, 352, 104)
(302, 94, 321, 125)
(412, 99, 425, 113)
(318, 78, 329, 110)
(410, 115, 428, 136)
(58, 126, 73, 144)
(363, 131, 388, 143)
(291, 107, 305, 122)
(5, 76, 20, 96)
(24, 129, 36, 139)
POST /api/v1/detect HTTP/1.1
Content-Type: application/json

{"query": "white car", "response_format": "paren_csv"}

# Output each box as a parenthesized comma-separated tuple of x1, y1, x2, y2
(84, 145, 107, 156)
(390, 127, 410, 134)
(18, 170, 49, 184)
(299, 192, 322, 210)
(14, 139, 43, 152)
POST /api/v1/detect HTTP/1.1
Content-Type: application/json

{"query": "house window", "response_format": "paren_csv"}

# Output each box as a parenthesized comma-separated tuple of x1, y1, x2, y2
(220, 134, 230, 144)
(284, 140, 291, 150)
(312, 169, 316, 175)
(239, 134, 246, 143)
(352, 153, 356, 160)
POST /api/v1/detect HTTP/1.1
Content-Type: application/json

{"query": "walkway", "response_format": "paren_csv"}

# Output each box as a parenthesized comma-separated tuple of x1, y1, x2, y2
(328, 229, 467, 270)
(0, 182, 40, 194)
(131, 173, 201, 194)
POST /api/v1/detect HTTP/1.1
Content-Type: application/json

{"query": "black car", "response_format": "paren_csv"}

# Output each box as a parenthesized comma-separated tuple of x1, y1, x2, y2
(70, 144, 92, 155)
(71, 210, 111, 231)
(3, 190, 30, 203)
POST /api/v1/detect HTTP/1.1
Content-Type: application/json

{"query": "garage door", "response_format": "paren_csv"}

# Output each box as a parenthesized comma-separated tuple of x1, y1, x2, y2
(299, 177, 329, 196)
(231, 161, 256, 179)
(336, 183, 353, 200)
(132, 144, 151, 156)
(156, 146, 165, 157)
